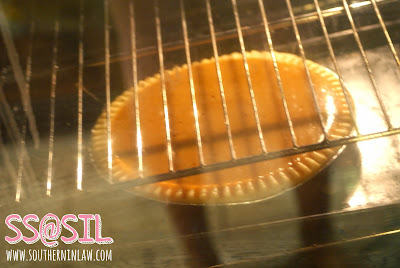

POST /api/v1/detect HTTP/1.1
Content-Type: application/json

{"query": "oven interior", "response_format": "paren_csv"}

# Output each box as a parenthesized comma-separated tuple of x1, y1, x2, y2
(0, 0, 400, 266)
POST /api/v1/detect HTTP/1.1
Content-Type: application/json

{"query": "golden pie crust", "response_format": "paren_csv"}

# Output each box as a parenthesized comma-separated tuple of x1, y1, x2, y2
(91, 51, 353, 204)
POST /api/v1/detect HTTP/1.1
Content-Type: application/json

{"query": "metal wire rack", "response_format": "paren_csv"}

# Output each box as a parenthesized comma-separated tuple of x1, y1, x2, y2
(0, 0, 399, 202)
(0, 1, 400, 267)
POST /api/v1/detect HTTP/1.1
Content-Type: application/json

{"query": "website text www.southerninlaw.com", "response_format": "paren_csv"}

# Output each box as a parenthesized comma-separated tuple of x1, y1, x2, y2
(5, 249, 112, 262)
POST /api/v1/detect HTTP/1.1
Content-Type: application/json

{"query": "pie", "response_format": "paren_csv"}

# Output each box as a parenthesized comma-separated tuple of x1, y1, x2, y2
(91, 51, 353, 204)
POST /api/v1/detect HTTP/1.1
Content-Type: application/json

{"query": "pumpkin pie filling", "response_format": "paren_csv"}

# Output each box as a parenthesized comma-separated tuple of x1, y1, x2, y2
(91, 51, 353, 204)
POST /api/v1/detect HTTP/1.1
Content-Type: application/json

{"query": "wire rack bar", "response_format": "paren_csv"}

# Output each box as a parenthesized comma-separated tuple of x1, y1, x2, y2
(285, 0, 328, 140)
(16, 124, 26, 202)
(114, 127, 400, 189)
(77, 0, 84, 190)
(370, 0, 400, 71)
(214, 228, 400, 267)
(104, 0, 113, 182)
(205, 0, 237, 160)
(231, 0, 267, 154)
(180, 0, 205, 165)
(129, 2, 144, 177)
(16, 4, 35, 201)
(154, 0, 174, 171)
(257, 0, 298, 147)
(46, 13, 60, 196)
(342, 0, 392, 130)
(313, 0, 360, 135)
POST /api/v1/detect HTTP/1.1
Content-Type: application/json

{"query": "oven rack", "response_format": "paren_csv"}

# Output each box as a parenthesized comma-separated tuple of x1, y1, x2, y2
(0, 0, 399, 202)
(86, 0, 400, 69)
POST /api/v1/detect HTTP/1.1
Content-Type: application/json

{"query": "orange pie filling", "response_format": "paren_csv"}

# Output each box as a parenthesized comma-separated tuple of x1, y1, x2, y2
(91, 51, 353, 204)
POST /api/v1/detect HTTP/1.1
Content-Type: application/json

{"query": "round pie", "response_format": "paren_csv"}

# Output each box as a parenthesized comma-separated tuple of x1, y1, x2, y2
(91, 51, 353, 204)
